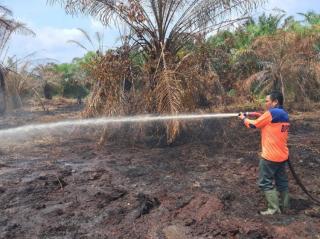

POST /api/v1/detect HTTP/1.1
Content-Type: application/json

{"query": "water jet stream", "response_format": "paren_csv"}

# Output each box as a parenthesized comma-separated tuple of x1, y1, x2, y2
(0, 113, 238, 139)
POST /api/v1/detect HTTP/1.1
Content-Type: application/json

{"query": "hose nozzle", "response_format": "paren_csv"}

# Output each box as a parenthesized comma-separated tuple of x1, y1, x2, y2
(239, 112, 262, 117)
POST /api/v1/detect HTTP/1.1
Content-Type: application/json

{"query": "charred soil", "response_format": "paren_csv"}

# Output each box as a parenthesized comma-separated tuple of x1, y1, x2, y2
(0, 101, 320, 239)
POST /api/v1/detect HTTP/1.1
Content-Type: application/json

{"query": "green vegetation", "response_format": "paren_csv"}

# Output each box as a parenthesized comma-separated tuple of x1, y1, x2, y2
(206, 11, 320, 102)
(51, 53, 95, 99)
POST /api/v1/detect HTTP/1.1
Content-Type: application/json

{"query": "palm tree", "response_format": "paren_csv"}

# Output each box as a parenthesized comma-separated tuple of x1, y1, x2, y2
(241, 28, 320, 104)
(0, 4, 35, 113)
(67, 28, 105, 54)
(49, 0, 263, 59)
(0, 6, 35, 60)
(298, 11, 320, 26)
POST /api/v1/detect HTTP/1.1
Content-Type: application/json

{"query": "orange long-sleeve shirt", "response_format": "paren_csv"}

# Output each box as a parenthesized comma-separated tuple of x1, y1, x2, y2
(243, 106, 289, 162)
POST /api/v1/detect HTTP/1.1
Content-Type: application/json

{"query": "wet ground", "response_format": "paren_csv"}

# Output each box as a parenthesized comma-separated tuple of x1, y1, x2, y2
(0, 101, 320, 239)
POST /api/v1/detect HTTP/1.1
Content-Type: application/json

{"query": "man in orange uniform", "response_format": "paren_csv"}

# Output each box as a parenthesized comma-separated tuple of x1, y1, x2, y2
(239, 91, 290, 215)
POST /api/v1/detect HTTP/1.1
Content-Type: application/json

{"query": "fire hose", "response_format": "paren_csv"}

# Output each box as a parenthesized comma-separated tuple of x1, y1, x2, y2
(242, 112, 320, 206)
(287, 158, 320, 205)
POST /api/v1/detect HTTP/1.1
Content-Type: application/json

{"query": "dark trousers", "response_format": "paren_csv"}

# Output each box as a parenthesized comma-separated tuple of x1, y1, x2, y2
(258, 158, 288, 192)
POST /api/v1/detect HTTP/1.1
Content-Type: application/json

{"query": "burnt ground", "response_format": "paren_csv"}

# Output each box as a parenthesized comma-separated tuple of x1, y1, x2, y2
(0, 100, 320, 239)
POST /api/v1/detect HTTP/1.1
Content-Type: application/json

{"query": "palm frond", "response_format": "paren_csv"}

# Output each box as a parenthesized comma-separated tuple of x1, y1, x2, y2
(155, 68, 182, 144)
(0, 5, 12, 16)
(77, 27, 94, 48)
(9, 21, 35, 36)
(241, 70, 270, 93)
(67, 40, 90, 51)
(49, 0, 264, 56)
(95, 31, 102, 51)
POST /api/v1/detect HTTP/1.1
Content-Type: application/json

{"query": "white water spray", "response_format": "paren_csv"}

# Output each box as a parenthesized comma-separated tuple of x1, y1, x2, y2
(0, 113, 238, 140)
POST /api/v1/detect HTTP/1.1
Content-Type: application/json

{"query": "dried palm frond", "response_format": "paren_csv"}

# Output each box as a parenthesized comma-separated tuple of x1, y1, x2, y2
(4, 59, 39, 109)
(173, 44, 225, 109)
(155, 68, 182, 144)
(83, 53, 127, 117)
(82, 47, 142, 145)
(241, 70, 271, 93)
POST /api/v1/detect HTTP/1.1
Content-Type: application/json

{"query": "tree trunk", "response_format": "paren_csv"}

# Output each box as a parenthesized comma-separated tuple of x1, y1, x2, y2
(44, 83, 53, 100)
(0, 68, 6, 115)
(10, 87, 23, 109)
